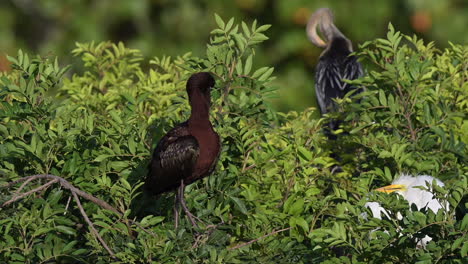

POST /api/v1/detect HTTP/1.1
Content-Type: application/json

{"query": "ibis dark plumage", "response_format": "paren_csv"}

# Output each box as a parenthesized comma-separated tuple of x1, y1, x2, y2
(145, 72, 220, 227)
(306, 8, 363, 131)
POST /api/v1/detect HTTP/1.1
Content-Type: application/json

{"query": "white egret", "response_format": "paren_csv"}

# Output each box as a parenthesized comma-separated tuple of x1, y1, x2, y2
(364, 174, 448, 247)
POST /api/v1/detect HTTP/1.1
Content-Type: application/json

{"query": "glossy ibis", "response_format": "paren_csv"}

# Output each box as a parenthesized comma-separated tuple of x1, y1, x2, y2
(145, 72, 220, 227)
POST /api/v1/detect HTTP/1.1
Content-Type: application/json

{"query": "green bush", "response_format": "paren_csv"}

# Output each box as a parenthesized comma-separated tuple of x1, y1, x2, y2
(0, 16, 467, 263)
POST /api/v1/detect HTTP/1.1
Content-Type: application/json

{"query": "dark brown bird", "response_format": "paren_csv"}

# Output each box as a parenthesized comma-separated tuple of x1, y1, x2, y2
(145, 72, 220, 227)
(306, 8, 363, 132)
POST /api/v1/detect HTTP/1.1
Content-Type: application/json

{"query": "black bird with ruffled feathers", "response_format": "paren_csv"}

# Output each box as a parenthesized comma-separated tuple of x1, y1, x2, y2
(306, 8, 363, 132)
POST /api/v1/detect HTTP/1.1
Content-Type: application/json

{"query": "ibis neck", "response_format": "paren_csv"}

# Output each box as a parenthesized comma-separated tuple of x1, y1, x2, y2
(188, 92, 211, 123)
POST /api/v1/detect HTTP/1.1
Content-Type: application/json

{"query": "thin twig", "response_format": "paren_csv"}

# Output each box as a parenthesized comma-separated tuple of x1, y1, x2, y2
(242, 164, 256, 172)
(72, 191, 115, 258)
(64, 195, 71, 215)
(277, 176, 295, 208)
(241, 150, 251, 172)
(228, 227, 292, 250)
(14, 176, 38, 195)
(191, 219, 225, 249)
(191, 234, 206, 249)
(1, 179, 58, 208)
(1, 176, 32, 188)
(129, 219, 158, 237)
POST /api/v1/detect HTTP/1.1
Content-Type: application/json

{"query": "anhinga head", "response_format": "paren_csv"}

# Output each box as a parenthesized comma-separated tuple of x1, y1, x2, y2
(306, 8, 353, 52)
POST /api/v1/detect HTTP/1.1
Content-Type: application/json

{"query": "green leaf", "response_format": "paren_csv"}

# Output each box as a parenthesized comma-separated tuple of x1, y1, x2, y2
(241, 21, 250, 37)
(251, 34, 269, 42)
(379, 90, 387, 106)
(6, 54, 19, 65)
(461, 214, 468, 231)
(288, 199, 304, 216)
(297, 146, 312, 161)
(452, 237, 464, 251)
(230, 196, 248, 214)
(293, 216, 309, 232)
(72, 249, 88, 255)
(120, 178, 131, 190)
(94, 154, 113, 162)
(252, 66, 269, 78)
(378, 150, 392, 158)
(33, 227, 52, 237)
(413, 211, 427, 225)
(210, 28, 224, 35)
(55, 225, 76, 235)
(62, 241, 78, 253)
(232, 33, 246, 51)
(384, 167, 393, 182)
(128, 136, 136, 155)
(256, 24, 271, 33)
(258, 67, 274, 81)
(225, 17, 234, 32)
(461, 241, 468, 257)
(109, 110, 122, 124)
(244, 54, 253, 75)
(214, 14, 225, 30)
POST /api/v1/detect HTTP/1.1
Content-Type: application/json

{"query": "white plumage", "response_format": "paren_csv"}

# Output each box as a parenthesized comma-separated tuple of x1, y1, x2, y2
(382, 175, 445, 211)
(364, 174, 448, 247)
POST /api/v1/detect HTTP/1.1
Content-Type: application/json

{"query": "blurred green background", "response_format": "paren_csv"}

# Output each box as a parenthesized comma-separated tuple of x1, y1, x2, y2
(0, 0, 466, 112)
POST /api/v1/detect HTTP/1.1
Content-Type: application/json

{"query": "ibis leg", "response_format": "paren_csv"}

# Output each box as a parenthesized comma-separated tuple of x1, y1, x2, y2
(174, 192, 180, 229)
(178, 180, 198, 228)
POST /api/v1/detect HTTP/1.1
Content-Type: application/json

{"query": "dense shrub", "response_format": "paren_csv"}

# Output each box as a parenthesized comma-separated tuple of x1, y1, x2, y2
(0, 17, 466, 263)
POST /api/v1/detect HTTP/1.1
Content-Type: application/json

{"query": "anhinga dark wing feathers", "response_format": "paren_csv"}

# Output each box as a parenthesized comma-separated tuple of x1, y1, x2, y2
(343, 55, 363, 93)
(316, 59, 342, 114)
(146, 122, 200, 195)
(315, 39, 363, 115)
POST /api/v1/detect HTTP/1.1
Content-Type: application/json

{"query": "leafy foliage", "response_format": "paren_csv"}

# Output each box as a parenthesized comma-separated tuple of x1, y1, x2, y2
(2, 0, 467, 112)
(0, 17, 467, 263)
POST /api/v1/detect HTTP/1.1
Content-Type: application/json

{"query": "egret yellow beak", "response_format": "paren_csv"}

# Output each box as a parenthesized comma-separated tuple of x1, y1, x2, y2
(375, 184, 406, 193)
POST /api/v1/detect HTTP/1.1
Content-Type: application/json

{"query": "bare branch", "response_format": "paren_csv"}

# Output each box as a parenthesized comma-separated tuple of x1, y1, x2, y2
(228, 227, 292, 250)
(72, 191, 115, 258)
(15, 176, 38, 195)
(1, 174, 164, 257)
(4, 174, 120, 214)
(60, 179, 119, 214)
(1, 179, 58, 208)
(2, 174, 123, 259)
(1, 176, 32, 189)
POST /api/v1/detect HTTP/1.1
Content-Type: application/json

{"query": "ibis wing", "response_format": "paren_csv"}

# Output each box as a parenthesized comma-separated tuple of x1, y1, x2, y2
(146, 125, 199, 195)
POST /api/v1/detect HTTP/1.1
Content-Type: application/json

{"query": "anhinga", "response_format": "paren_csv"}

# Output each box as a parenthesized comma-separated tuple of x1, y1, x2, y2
(365, 174, 447, 248)
(306, 8, 363, 131)
(145, 72, 221, 228)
